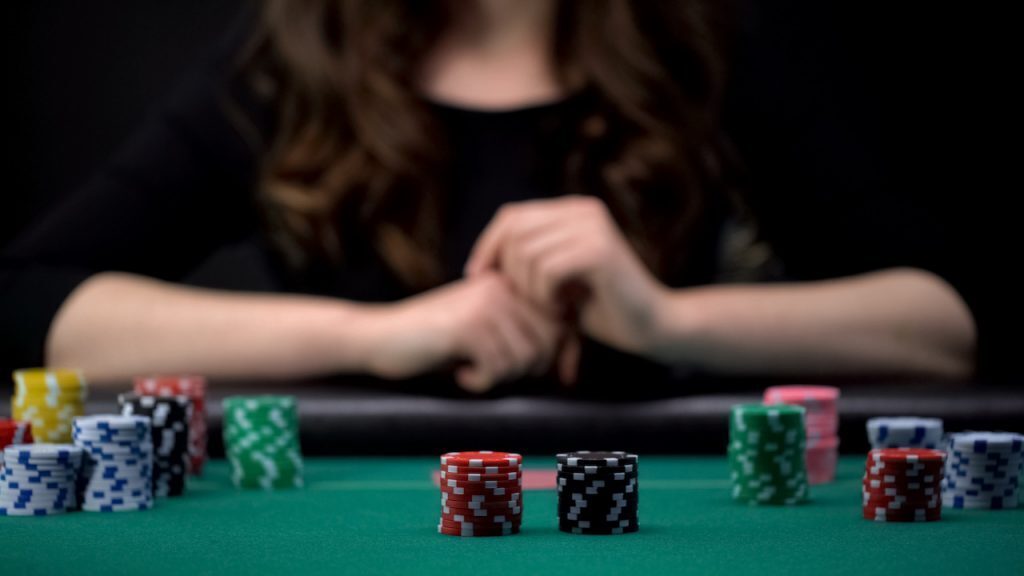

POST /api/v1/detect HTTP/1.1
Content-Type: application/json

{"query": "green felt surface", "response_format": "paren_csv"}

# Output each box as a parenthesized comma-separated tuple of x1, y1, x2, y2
(2, 457, 1022, 576)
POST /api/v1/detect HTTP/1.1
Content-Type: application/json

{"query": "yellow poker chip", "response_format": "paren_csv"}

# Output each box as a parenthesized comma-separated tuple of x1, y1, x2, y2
(10, 368, 88, 444)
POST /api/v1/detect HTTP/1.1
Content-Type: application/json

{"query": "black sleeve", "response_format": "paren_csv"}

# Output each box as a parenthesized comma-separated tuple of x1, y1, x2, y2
(0, 20, 268, 372)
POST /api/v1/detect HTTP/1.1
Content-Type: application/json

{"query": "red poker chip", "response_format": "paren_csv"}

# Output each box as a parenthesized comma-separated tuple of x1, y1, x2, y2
(868, 448, 945, 464)
(440, 451, 522, 468)
(440, 470, 520, 482)
(441, 485, 522, 498)
(862, 487, 940, 499)
(864, 465, 943, 475)
(440, 491, 520, 504)
(439, 519, 521, 531)
(440, 511, 522, 525)
(862, 507, 942, 521)
(438, 524, 520, 537)
(442, 503, 522, 516)
(438, 512, 520, 528)
(860, 487, 937, 502)
(862, 486, 940, 498)
(440, 477, 521, 490)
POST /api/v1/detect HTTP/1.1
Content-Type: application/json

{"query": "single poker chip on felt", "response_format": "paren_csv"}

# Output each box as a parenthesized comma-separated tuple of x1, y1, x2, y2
(556, 451, 638, 467)
(440, 451, 521, 468)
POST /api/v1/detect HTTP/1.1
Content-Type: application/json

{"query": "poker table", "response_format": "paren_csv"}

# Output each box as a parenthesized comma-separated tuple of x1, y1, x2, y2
(3, 456, 1022, 575)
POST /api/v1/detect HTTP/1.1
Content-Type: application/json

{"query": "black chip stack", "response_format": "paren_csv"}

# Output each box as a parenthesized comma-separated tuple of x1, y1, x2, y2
(556, 451, 639, 535)
(118, 394, 191, 497)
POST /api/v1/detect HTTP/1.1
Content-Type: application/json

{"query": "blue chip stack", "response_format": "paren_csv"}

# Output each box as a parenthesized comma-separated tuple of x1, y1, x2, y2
(942, 431, 1024, 510)
(0, 444, 82, 516)
(866, 417, 944, 449)
(73, 415, 154, 512)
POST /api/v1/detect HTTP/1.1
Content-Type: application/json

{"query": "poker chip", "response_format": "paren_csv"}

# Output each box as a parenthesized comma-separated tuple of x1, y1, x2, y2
(438, 451, 522, 537)
(118, 394, 191, 497)
(134, 375, 208, 475)
(0, 419, 34, 465)
(866, 417, 944, 450)
(441, 451, 521, 468)
(942, 431, 1023, 510)
(73, 415, 154, 513)
(0, 444, 82, 516)
(556, 451, 640, 535)
(728, 404, 809, 505)
(862, 447, 945, 522)
(10, 369, 87, 443)
(222, 396, 303, 490)
(764, 386, 840, 485)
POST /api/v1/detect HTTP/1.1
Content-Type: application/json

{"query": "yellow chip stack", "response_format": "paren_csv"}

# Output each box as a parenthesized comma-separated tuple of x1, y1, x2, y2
(11, 369, 88, 443)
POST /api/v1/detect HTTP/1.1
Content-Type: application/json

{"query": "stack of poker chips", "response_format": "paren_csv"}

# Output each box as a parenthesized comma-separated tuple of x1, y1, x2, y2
(728, 404, 809, 505)
(118, 394, 191, 497)
(134, 375, 208, 475)
(556, 451, 639, 535)
(862, 447, 945, 522)
(11, 369, 88, 443)
(764, 386, 840, 484)
(438, 451, 522, 537)
(222, 396, 303, 490)
(0, 444, 82, 516)
(867, 417, 944, 449)
(942, 431, 1023, 510)
(73, 415, 154, 512)
(0, 419, 34, 456)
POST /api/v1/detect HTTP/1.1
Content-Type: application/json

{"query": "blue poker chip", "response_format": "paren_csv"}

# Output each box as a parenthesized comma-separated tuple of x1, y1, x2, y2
(71, 414, 155, 513)
(942, 431, 1024, 511)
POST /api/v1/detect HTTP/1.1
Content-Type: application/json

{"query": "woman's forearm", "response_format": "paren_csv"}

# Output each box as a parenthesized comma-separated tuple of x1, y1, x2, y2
(649, 268, 976, 379)
(46, 272, 391, 384)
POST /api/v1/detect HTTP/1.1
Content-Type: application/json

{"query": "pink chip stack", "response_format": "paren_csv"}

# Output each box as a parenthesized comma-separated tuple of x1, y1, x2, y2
(763, 386, 840, 484)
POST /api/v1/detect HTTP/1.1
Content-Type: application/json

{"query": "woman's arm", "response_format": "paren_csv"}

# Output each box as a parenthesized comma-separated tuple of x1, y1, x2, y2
(47, 273, 389, 383)
(650, 268, 975, 378)
(47, 271, 561, 389)
(466, 196, 976, 380)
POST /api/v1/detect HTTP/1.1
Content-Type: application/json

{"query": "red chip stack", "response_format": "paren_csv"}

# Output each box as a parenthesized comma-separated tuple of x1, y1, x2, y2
(438, 451, 522, 537)
(862, 447, 945, 522)
(134, 375, 208, 475)
(763, 386, 840, 484)
(0, 419, 33, 464)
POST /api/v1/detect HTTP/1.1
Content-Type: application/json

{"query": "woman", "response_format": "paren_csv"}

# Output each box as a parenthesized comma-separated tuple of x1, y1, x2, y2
(0, 0, 975, 391)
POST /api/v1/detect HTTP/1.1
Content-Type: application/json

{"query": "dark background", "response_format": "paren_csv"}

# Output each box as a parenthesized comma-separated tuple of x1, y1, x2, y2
(5, 0, 1019, 327)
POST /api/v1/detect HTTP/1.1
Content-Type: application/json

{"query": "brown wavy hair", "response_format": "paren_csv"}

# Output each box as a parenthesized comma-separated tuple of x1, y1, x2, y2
(244, 0, 732, 290)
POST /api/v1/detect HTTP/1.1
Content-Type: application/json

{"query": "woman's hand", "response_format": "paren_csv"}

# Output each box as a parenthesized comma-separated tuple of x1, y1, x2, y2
(367, 272, 562, 393)
(465, 196, 670, 357)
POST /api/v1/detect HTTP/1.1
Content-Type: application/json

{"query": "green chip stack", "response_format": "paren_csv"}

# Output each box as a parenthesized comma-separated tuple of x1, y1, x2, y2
(222, 396, 304, 490)
(728, 403, 809, 505)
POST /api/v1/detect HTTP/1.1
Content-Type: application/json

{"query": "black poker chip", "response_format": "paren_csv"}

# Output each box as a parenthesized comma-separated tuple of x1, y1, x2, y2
(557, 479, 638, 494)
(558, 520, 640, 535)
(118, 393, 192, 497)
(556, 465, 638, 479)
(556, 450, 640, 535)
(556, 451, 639, 467)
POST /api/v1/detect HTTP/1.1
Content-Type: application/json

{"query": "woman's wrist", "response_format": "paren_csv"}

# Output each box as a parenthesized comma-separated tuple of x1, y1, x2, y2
(643, 287, 705, 366)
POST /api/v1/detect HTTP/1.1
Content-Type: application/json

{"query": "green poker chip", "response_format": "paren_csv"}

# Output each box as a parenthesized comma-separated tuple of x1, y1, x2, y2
(728, 403, 809, 505)
(222, 395, 304, 490)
